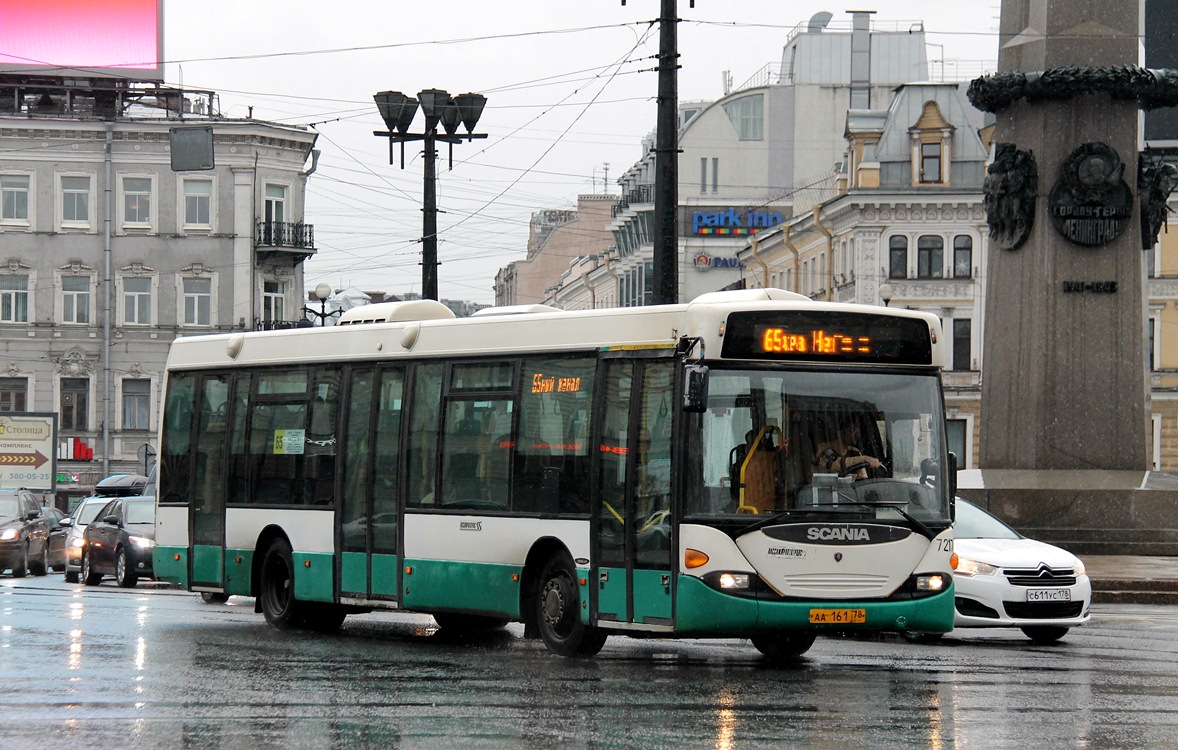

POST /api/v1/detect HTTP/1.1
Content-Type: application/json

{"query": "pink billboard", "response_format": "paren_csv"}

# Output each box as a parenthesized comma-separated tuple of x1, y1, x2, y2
(0, 0, 163, 80)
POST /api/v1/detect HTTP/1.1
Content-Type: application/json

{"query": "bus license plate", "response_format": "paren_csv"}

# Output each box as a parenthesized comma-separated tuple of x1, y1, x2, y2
(809, 608, 867, 624)
(1026, 588, 1071, 602)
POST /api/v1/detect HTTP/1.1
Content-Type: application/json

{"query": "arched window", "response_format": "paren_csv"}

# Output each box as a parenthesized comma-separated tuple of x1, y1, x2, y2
(917, 235, 943, 279)
(953, 235, 972, 279)
(888, 236, 908, 279)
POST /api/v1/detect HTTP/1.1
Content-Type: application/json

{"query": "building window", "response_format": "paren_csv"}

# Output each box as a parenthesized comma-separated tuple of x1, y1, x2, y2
(953, 319, 972, 371)
(123, 277, 152, 325)
(1, 174, 30, 224)
(700, 158, 707, 195)
(263, 280, 285, 323)
(122, 379, 151, 430)
(947, 418, 967, 468)
(61, 378, 89, 431)
(0, 275, 29, 323)
(953, 235, 972, 279)
(184, 179, 212, 228)
(888, 236, 908, 279)
(712, 158, 719, 193)
(265, 184, 287, 225)
(61, 176, 90, 226)
(723, 94, 764, 141)
(1149, 317, 1156, 372)
(0, 377, 27, 412)
(183, 277, 212, 326)
(123, 177, 152, 227)
(920, 143, 942, 183)
(917, 235, 943, 279)
(62, 275, 91, 324)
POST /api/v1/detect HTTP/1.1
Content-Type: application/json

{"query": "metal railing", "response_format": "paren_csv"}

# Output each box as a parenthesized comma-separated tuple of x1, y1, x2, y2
(256, 221, 315, 248)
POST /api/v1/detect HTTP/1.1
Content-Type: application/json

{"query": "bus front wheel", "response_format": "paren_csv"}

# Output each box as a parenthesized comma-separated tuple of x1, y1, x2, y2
(536, 552, 607, 657)
(260, 538, 302, 630)
(751, 630, 817, 661)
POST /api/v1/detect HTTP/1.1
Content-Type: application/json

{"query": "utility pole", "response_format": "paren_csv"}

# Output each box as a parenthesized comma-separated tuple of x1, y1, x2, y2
(653, 0, 680, 304)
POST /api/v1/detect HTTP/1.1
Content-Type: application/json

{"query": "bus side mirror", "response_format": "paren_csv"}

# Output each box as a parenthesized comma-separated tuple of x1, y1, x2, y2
(683, 365, 709, 413)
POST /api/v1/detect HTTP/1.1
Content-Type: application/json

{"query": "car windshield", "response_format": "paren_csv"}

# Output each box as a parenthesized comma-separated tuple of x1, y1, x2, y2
(74, 499, 109, 525)
(0, 497, 19, 519)
(954, 499, 1021, 540)
(125, 500, 155, 525)
(682, 367, 953, 523)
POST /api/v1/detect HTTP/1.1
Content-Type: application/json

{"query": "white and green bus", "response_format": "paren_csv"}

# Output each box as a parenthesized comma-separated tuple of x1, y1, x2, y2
(153, 288, 957, 659)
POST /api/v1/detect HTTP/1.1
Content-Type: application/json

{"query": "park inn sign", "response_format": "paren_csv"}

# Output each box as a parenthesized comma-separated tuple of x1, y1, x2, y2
(691, 207, 784, 236)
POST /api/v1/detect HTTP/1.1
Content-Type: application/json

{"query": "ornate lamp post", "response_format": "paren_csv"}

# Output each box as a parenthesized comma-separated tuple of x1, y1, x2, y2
(304, 282, 339, 326)
(373, 90, 488, 300)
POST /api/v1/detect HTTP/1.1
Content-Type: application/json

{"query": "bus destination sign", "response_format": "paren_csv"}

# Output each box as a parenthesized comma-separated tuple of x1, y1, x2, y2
(721, 311, 933, 365)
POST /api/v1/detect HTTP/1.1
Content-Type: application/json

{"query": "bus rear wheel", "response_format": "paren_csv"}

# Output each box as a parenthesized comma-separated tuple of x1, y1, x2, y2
(751, 630, 817, 660)
(260, 538, 302, 630)
(536, 552, 607, 657)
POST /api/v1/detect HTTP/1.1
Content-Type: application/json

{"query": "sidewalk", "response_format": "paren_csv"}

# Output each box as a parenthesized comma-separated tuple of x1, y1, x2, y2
(1083, 556, 1178, 605)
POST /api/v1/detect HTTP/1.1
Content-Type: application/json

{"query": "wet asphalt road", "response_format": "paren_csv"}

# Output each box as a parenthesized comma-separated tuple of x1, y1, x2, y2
(2, 575, 1177, 749)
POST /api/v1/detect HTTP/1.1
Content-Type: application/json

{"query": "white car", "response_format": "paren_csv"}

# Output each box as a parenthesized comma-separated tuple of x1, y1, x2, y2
(950, 498, 1092, 643)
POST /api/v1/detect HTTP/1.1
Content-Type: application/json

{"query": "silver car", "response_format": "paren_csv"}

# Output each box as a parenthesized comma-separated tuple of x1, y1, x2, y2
(62, 496, 120, 583)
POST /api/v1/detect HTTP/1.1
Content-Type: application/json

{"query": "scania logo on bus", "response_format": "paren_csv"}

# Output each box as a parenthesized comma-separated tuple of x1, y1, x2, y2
(762, 524, 911, 546)
(460, 521, 482, 531)
(808, 526, 870, 542)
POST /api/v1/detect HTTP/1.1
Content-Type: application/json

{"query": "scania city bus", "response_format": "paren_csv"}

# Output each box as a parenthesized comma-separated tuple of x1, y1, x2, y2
(153, 288, 957, 659)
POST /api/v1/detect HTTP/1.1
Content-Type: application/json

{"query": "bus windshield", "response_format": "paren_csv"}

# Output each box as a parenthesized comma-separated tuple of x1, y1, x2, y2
(683, 367, 953, 524)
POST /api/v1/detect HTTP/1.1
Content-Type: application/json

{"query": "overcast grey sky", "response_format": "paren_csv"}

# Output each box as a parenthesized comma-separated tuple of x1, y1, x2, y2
(163, 1, 1001, 303)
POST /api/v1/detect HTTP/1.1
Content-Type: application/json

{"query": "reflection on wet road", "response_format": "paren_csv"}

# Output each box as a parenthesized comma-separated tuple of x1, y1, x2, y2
(2, 577, 1177, 748)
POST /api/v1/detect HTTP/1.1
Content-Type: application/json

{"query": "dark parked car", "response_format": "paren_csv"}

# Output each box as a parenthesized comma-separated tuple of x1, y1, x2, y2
(81, 496, 156, 587)
(62, 474, 149, 583)
(0, 488, 54, 577)
(40, 505, 68, 573)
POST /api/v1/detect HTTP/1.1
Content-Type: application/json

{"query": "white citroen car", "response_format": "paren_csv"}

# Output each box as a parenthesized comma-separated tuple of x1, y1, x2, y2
(949, 498, 1092, 643)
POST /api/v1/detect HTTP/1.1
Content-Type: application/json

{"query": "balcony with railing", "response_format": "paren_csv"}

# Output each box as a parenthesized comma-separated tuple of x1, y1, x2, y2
(255, 221, 316, 264)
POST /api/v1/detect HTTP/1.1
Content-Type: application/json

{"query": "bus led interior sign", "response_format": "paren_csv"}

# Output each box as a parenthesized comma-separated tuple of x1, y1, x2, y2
(761, 328, 872, 356)
(721, 311, 933, 365)
(531, 373, 582, 394)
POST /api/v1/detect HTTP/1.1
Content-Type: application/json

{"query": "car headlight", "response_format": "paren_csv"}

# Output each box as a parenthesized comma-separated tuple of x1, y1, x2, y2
(0, 529, 17, 542)
(128, 536, 156, 549)
(1073, 558, 1086, 577)
(70, 537, 85, 548)
(954, 556, 999, 577)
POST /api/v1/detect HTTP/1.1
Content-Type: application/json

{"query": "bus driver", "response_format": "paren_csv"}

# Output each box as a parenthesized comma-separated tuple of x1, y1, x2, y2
(815, 417, 883, 480)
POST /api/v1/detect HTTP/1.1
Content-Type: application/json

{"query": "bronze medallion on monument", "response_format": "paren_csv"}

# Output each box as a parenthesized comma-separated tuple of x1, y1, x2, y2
(1048, 143, 1133, 246)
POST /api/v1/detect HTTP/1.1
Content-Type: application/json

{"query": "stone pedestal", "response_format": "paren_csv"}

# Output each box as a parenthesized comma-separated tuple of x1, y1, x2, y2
(979, 0, 1149, 471)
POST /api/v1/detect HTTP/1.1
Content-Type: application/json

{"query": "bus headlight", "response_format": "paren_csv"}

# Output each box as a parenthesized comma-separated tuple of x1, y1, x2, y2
(916, 574, 947, 591)
(718, 573, 751, 590)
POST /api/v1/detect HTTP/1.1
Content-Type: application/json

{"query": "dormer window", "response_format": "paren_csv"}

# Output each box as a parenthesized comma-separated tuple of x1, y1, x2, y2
(920, 143, 942, 183)
(910, 101, 954, 186)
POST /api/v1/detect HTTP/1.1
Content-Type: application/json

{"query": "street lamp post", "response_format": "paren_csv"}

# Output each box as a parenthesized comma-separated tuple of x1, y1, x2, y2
(304, 282, 339, 326)
(878, 283, 894, 307)
(374, 90, 488, 301)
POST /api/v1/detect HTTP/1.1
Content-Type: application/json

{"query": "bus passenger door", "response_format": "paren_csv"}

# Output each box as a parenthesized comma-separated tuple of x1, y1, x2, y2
(191, 374, 230, 590)
(339, 367, 404, 602)
(595, 359, 675, 627)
